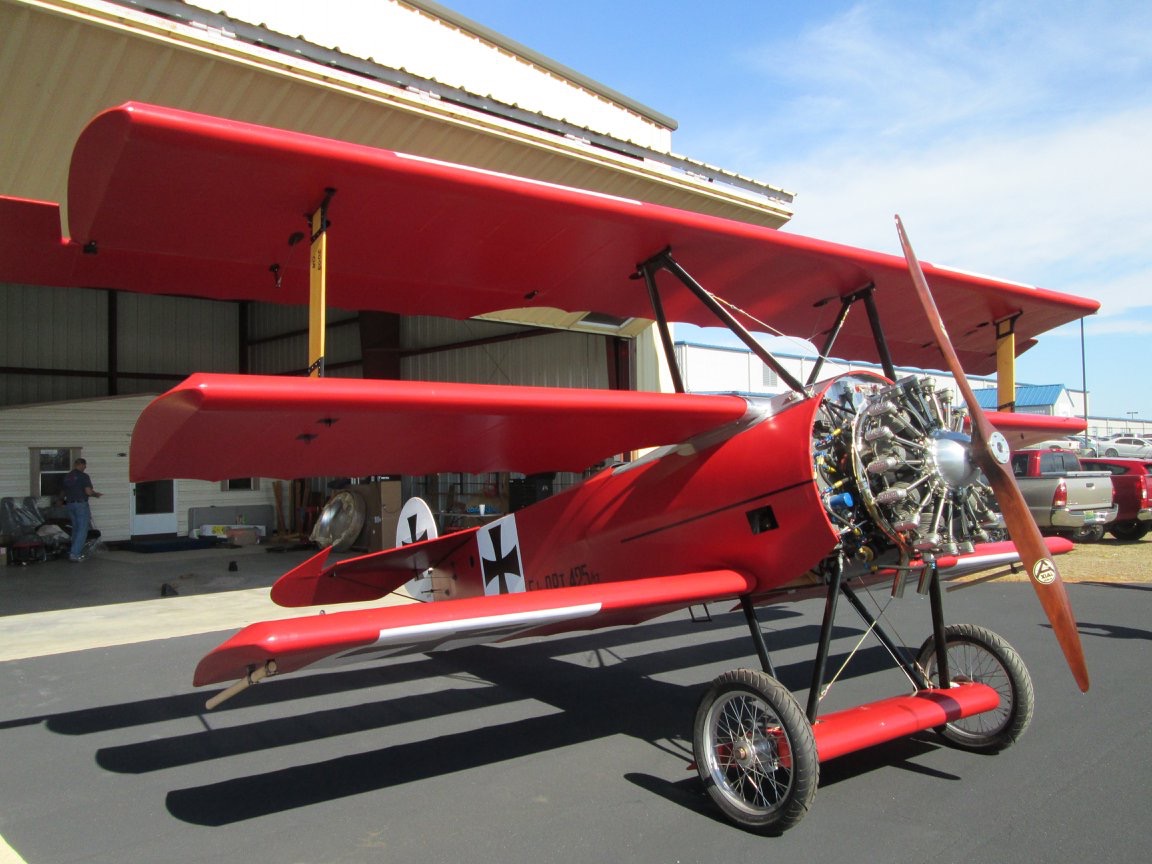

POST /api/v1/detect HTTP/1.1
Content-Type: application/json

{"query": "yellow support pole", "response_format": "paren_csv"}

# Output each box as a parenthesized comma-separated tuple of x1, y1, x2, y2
(995, 315, 1018, 412)
(307, 189, 335, 378)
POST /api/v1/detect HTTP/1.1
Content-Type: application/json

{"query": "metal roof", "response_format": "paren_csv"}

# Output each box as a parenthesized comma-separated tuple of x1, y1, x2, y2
(974, 384, 1067, 410)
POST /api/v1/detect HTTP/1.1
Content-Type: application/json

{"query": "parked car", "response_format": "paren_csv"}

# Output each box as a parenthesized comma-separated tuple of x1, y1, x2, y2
(1032, 435, 1099, 457)
(1099, 437, 1152, 458)
(1010, 448, 1117, 542)
(1079, 457, 1152, 541)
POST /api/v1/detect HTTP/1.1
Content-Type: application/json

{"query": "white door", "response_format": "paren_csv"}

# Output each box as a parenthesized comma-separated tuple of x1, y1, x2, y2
(130, 480, 178, 537)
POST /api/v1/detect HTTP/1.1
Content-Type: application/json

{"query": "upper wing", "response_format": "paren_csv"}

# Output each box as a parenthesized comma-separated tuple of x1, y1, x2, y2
(129, 373, 750, 481)
(3, 102, 1097, 375)
(194, 569, 755, 688)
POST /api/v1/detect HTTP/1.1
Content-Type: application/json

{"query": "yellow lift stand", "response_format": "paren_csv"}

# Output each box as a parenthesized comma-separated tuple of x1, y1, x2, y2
(308, 189, 336, 378)
(995, 314, 1019, 412)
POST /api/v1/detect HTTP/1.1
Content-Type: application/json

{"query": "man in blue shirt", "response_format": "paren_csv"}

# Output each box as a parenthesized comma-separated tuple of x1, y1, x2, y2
(62, 458, 102, 561)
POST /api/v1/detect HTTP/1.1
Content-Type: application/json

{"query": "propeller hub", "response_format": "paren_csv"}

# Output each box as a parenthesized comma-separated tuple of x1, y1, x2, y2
(929, 430, 980, 489)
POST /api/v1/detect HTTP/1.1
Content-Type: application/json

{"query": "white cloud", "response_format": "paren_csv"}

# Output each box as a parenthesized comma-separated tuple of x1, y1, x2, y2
(775, 105, 1152, 316)
(686, 1, 1152, 321)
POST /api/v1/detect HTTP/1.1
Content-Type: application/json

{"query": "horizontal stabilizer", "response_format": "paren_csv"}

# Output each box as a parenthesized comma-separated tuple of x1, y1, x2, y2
(195, 569, 755, 688)
(270, 531, 479, 607)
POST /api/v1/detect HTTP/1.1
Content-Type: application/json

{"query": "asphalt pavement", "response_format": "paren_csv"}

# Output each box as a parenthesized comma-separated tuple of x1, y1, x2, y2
(0, 546, 1148, 863)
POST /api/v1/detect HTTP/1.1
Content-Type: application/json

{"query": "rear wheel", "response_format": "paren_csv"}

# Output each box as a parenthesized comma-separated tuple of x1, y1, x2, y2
(693, 669, 818, 833)
(1104, 448, 1119, 457)
(1109, 521, 1149, 541)
(1072, 523, 1104, 543)
(916, 623, 1034, 753)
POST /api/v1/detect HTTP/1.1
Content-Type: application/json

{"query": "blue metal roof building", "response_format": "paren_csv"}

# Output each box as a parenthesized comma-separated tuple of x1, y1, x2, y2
(973, 384, 1070, 414)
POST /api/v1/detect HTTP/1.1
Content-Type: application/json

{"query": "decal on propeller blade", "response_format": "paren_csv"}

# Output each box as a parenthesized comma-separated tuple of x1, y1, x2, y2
(1033, 558, 1058, 585)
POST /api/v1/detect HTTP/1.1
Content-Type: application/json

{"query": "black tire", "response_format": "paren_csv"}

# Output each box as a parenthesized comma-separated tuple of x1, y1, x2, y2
(693, 669, 818, 833)
(1072, 523, 1105, 543)
(916, 624, 1034, 753)
(1109, 521, 1149, 541)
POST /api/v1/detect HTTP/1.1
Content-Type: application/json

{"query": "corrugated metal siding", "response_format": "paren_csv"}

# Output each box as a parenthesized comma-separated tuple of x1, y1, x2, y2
(401, 316, 608, 388)
(247, 303, 361, 375)
(117, 293, 239, 374)
(1, 284, 246, 405)
(1, 283, 108, 371)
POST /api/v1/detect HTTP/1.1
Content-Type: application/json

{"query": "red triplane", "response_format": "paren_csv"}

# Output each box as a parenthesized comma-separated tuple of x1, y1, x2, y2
(2, 104, 1095, 832)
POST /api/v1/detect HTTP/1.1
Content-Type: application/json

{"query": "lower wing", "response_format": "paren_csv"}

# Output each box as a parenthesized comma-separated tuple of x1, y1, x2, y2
(195, 569, 755, 698)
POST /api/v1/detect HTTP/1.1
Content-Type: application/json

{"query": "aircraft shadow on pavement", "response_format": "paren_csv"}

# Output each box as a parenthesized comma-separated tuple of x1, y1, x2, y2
(2, 605, 923, 827)
(159, 632, 901, 827)
(95, 618, 889, 777)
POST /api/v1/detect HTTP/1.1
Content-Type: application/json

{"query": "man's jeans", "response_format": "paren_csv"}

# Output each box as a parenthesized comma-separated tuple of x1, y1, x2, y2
(66, 501, 90, 559)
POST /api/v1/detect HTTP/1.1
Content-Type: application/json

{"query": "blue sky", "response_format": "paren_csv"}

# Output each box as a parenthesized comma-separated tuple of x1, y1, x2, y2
(445, 1, 1152, 421)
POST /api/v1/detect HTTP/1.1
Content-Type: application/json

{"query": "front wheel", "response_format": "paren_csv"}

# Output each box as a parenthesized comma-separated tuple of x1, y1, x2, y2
(693, 669, 818, 833)
(916, 623, 1034, 753)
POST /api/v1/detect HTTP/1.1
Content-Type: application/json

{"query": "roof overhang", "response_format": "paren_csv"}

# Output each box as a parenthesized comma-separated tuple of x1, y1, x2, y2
(0, 0, 794, 235)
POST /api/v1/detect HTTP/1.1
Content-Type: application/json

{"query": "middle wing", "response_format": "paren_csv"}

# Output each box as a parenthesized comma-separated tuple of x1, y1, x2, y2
(130, 373, 750, 482)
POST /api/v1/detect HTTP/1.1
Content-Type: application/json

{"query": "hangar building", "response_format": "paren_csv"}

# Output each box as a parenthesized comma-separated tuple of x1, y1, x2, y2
(0, 0, 795, 544)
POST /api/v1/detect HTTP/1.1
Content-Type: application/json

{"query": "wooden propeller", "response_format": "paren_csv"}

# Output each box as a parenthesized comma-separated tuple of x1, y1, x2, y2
(895, 216, 1089, 692)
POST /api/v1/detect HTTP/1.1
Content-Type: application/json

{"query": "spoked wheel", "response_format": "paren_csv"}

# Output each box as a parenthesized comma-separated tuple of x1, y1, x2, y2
(692, 669, 818, 833)
(916, 623, 1035, 753)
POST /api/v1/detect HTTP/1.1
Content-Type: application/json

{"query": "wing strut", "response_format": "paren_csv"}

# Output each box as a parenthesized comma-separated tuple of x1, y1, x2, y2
(634, 249, 686, 394)
(635, 248, 806, 394)
(805, 282, 898, 386)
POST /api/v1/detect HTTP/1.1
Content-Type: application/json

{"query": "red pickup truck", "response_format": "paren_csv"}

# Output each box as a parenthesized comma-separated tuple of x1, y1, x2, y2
(1079, 457, 1152, 541)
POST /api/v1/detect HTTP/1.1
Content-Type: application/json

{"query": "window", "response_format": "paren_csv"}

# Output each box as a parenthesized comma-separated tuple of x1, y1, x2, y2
(220, 478, 259, 492)
(31, 447, 77, 498)
(762, 365, 778, 388)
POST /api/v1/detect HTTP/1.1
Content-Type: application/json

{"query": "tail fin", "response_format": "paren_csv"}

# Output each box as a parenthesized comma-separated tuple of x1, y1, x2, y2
(397, 497, 439, 601)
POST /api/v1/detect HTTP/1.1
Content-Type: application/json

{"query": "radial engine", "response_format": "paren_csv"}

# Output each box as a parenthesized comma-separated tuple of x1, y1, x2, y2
(811, 373, 1004, 565)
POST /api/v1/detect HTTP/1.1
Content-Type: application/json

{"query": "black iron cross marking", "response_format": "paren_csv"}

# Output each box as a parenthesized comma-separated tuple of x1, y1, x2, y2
(401, 513, 428, 545)
(481, 523, 521, 594)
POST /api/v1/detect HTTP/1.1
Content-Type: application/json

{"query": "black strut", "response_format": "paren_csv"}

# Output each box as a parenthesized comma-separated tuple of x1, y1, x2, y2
(740, 595, 776, 678)
(806, 558, 845, 722)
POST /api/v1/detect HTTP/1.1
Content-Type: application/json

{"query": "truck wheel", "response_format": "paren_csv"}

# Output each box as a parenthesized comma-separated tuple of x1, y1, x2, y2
(1072, 524, 1104, 543)
(1109, 521, 1149, 541)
